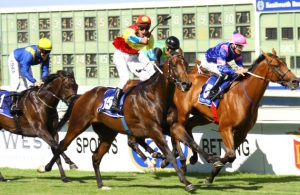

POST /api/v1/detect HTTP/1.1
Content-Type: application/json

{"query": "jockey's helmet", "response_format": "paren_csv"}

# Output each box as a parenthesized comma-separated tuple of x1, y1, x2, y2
(37, 38, 52, 50)
(229, 31, 248, 47)
(136, 15, 151, 30)
(165, 36, 180, 50)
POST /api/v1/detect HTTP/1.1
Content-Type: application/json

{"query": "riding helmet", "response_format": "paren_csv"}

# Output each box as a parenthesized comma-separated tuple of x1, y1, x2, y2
(165, 36, 180, 50)
(37, 38, 52, 50)
(229, 31, 248, 47)
(136, 15, 151, 29)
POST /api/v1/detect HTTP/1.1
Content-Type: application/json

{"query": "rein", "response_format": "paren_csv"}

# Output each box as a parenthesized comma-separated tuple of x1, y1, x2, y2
(37, 77, 75, 108)
(152, 54, 187, 87)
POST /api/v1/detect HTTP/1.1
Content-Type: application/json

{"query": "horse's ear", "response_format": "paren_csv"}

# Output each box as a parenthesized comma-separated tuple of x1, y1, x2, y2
(272, 48, 277, 56)
(166, 50, 172, 57)
(194, 58, 201, 65)
(179, 47, 183, 55)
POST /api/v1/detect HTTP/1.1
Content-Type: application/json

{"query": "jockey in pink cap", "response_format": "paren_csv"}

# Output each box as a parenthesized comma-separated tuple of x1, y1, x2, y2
(201, 31, 249, 99)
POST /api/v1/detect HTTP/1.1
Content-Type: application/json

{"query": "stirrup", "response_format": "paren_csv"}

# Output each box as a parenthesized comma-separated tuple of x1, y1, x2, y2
(110, 106, 121, 113)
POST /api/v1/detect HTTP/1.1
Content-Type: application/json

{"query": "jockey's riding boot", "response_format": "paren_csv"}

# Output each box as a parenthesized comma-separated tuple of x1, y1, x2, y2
(9, 91, 21, 115)
(209, 75, 225, 99)
(110, 88, 122, 113)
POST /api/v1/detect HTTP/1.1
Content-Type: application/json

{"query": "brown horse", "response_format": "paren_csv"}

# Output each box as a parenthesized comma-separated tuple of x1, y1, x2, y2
(37, 54, 201, 191)
(126, 49, 299, 181)
(172, 48, 299, 183)
(0, 70, 78, 182)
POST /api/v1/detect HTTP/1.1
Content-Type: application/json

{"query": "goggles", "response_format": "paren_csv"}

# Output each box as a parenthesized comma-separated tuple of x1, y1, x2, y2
(235, 44, 244, 50)
(138, 26, 150, 31)
(40, 49, 51, 54)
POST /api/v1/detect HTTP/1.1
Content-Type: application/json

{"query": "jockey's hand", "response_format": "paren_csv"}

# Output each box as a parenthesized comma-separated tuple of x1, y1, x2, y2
(34, 81, 44, 87)
(145, 31, 151, 38)
(235, 68, 248, 76)
(140, 37, 149, 45)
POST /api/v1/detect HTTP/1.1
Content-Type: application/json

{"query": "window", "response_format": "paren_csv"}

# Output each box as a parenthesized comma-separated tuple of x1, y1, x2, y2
(183, 52, 196, 64)
(236, 11, 251, 38)
(183, 13, 196, 39)
(242, 52, 252, 65)
(290, 56, 300, 69)
(266, 28, 277, 40)
(157, 14, 170, 40)
(298, 27, 300, 39)
(282, 27, 293, 40)
(209, 12, 222, 39)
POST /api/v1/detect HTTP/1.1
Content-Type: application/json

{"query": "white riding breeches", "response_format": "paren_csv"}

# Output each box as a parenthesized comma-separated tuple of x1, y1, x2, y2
(8, 52, 33, 91)
(201, 56, 222, 76)
(113, 49, 156, 89)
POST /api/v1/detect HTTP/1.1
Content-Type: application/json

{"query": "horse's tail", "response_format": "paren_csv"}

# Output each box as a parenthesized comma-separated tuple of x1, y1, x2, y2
(56, 94, 81, 132)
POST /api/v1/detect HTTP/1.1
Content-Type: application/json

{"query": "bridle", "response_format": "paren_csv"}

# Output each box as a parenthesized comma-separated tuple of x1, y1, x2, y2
(37, 76, 76, 108)
(247, 54, 290, 85)
(165, 54, 188, 87)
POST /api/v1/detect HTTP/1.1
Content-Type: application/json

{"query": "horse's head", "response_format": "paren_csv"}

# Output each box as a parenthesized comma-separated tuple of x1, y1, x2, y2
(43, 70, 78, 105)
(261, 48, 299, 90)
(162, 52, 192, 92)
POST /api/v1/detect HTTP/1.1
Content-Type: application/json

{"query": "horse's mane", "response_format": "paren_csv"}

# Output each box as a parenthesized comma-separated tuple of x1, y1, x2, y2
(42, 70, 74, 85)
(248, 53, 274, 72)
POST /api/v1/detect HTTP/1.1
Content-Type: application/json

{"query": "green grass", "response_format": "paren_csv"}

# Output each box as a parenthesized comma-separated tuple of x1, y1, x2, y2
(1, 168, 300, 195)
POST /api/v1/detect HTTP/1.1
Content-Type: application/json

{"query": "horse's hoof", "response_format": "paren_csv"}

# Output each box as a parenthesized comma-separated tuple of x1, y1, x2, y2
(100, 186, 112, 190)
(37, 165, 46, 173)
(204, 178, 213, 184)
(160, 160, 167, 169)
(69, 164, 78, 170)
(0, 178, 10, 182)
(62, 178, 72, 183)
(186, 184, 196, 191)
(213, 161, 225, 168)
(189, 156, 198, 165)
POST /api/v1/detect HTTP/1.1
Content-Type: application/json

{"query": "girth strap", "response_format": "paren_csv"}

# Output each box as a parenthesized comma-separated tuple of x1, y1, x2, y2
(12, 115, 23, 134)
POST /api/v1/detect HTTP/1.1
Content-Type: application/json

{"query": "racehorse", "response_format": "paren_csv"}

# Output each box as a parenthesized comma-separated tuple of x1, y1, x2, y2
(125, 49, 299, 182)
(37, 53, 201, 191)
(171, 48, 299, 183)
(0, 70, 78, 182)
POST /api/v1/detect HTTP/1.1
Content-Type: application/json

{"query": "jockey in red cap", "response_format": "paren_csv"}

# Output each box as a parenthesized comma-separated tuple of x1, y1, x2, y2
(111, 14, 156, 113)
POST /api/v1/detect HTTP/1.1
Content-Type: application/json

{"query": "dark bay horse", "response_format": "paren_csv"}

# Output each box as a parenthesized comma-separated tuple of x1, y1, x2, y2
(0, 70, 78, 182)
(171, 48, 299, 183)
(37, 54, 199, 191)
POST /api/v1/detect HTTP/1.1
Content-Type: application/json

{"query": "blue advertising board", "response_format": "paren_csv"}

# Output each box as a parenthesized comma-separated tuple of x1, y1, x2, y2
(257, 0, 300, 11)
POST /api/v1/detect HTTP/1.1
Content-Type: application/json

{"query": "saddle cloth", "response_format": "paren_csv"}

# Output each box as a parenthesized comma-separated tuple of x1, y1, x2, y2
(97, 89, 125, 118)
(198, 75, 230, 108)
(0, 90, 13, 118)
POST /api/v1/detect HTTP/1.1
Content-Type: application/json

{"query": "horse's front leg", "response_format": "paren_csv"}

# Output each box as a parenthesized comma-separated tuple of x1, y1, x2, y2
(205, 126, 236, 184)
(150, 130, 196, 192)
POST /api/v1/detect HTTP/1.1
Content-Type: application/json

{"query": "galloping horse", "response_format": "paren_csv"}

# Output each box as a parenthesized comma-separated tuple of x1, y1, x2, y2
(126, 49, 299, 181)
(37, 54, 201, 191)
(172, 49, 299, 183)
(0, 70, 78, 182)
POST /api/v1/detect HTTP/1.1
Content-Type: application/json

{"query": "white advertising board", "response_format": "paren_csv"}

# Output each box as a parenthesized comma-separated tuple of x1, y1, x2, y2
(1, 122, 300, 175)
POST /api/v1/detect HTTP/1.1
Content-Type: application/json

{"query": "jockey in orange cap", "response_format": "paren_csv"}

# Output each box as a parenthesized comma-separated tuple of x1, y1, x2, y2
(111, 15, 156, 113)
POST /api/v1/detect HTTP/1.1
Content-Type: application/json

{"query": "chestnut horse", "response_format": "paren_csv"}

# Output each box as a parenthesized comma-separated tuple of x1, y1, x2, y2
(0, 70, 78, 182)
(172, 49, 299, 183)
(37, 54, 201, 191)
(126, 49, 299, 182)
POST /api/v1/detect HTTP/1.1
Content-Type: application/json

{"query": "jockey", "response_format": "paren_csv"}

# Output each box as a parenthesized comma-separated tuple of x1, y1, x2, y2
(8, 37, 52, 114)
(111, 14, 156, 113)
(201, 31, 249, 99)
(146, 36, 181, 65)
